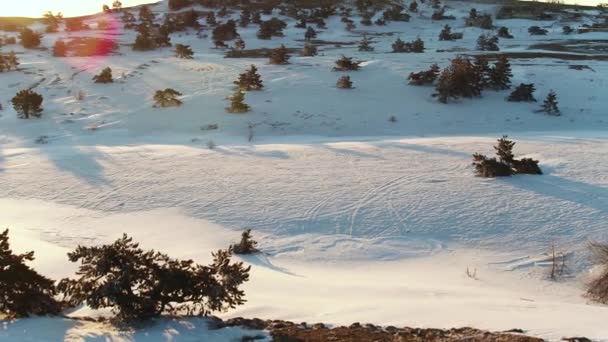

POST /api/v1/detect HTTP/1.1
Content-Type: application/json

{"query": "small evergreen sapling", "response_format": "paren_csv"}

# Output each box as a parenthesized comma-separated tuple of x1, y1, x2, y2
(336, 75, 353, 89)
(302, 44, 318, 56)
(153, 88, 183, 108)
(508, 83, 536, 102)
(540, 90, 560, 115)
(497, 26, 513, 38)
(12, 90, 43, 119)
(408, 64, 440, 86)
(93, 67, 113, 83)
(226, 90, 250, 113)
(231, 229, 259, 255)
(358, 35, 374, 52)
(304, 26, 317, 41)
(472, 136, 542, 177)
(332, 55, 361, 71)
(175, 44, 194, 58)
(234, 65, 263, 91)
(269, 44, 290, 64)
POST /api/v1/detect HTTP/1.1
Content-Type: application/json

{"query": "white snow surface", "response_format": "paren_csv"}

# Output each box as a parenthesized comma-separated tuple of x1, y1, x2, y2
(1, 0, 608, 340)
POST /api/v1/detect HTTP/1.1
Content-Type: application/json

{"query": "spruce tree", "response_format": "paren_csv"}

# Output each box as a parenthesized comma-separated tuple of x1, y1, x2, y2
(234, 65, 263, 91)
(206, 11, 217, 26)
(507, 83, 536, 102)
(12, 90, 43, 119)
(304, 26, 317, 41)
(472, 56, 492, 89)
(302, 44, 318, 56)
(269, 44, 290, 65)
(408, 64, 440, 86)
(93, 67, 113, 83)
(336, 75, 353, 89)
(392, 37, 407, 52)
(231, 230, 259, 255)
(497, 26, 513, 38)
(239, 8, 251, 27)
(409, 1, 418, 12)
(476, 34, 499, 51)
(175, 44, 194, 58)
(0, 229, 61, 318)
(358, 35, 374, 52)
(434, 57, 481, 103)
(489, 56, 512, 90)
(20, 28, 42, 49)
(333, 55, 361, 71)
(541, 90, 560, 115)
(438, 24, 453, 41)
(153, 88, 183, 108)
(234, 37, 245, 50)
(226, 90, 250, 113)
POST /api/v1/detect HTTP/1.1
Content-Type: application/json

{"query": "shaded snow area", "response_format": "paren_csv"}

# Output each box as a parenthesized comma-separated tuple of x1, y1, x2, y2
(1, 0, 608, 340)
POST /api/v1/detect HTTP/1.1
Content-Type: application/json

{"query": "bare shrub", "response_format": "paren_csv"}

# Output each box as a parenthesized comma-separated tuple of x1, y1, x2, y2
(587, 241, 608, 304)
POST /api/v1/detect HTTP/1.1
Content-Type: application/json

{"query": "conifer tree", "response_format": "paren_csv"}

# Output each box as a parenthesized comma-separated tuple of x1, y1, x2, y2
(438, 24, 453, 41)
(19, 28, 42, 49)
(234, 65, 263, 91)
(231, 230, 259, 255)
(153, 88, 183, 108)
(489, 56, 512, 90)
(472, 56, 491, 89)
(93, 67, 113, 83)
(301, 44, 318, 56)
(507, 83, 536, 102)
(239, 8, 251, 27)
(333, 55, 361, 71)
(206, 11, 217, 26)
(0, 229, 61, 318)
(175, 44, 194, 58)
(408, 64, 440, 86)
(392, 37, 407, 52)
(0, 52, 20, 71)
(497, 26, 513, 38)
(336, 75, 353, 89)
(541, 90, 560, 115)
(269, 44, 290, 65)
(226, 90, 250, 113)
(12, 90, 43, 119)
(358, 35, 374, 52)
(409, 1, 418, 12)
(234, 37, 245, 51)
(476, 34, 499, 51)
(434, 57, 481, 103)
(304, 26, 317, 41)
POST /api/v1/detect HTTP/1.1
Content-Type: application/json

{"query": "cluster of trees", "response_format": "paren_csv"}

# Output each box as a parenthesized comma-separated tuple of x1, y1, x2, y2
(0, 52, 19, 72)
(465, 8, 493, 29)
(472, 136, 542, 177)
(392, 37, 424, 53)
(477, 34, 499, 51)
(438, 25, 463, 41)
(0, 230, 252, 321)
(257, 18, 287, 39)
(432, 56, 512, 103)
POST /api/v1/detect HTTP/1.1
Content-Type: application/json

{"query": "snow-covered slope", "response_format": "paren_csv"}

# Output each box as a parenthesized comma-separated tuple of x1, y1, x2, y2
(1, 0, 608, 340)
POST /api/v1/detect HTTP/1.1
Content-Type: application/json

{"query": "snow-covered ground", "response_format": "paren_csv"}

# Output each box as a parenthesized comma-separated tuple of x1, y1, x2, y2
(1, 0, 608, 341)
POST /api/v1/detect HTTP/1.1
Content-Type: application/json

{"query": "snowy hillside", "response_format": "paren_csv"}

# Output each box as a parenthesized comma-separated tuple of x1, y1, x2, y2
(1, 0, 608, 340)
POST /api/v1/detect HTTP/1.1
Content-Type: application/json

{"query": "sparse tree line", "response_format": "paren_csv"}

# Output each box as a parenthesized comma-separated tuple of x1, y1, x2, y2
(0, 228, 259, 320)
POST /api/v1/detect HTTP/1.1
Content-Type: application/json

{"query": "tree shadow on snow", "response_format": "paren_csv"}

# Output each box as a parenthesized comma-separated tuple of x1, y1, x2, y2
(213, 146, 290, 160)
(387, 142, 471, 159)
(239, 253, 302, 277)
(321, 144, 385, 160)
(504, 174, 608, 214)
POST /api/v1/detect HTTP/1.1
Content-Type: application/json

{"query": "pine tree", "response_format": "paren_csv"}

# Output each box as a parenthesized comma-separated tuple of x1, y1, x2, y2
(333, 55, 361, 71)
(408, 64, 440, 86)
(0, 52, 19, 72)
(133, 24, 155, 51)
(175, 44, 194, 58)
(472, 56, 492, 89)
(409, 1, 418, 12)
(239, 8, 251, 27)
(497, 26, 513, 38)
(153, 88, 183, 108)
(336, 75, 353, 89)
(269, 44, 290, 65)
(0, 229, 61, 318)
(234, 37, 245, 50)
(234, 65, 263, 91)
(93, 67, 113, 83)
(302, 44, 318, 56)
(231, 229, 259, 255)
(438, 24, 452, 41)
(19, 28, 42, 49)
(57, 234, 250, 321)
(392, 37, 407, 52)
(358, 35, 374, 52)
(226, 90, 250, 113)
(12, 90, 43, 119)
(507, 83, 536, 102)
(472, 136, 542, 177)
(476, 34, 499, 51)
(206, 11, 217, 26)
(541, 90, 560, 115)
(489, 56, 512, 90)
(304, 26, 317, 41)
(434, 57, 481, 103)
(139, 5, 155, 23)
(494, 135, 515, 164)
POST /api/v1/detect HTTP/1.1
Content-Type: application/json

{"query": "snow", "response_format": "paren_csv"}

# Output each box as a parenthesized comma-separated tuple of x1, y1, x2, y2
(1, 0, 608, 340)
